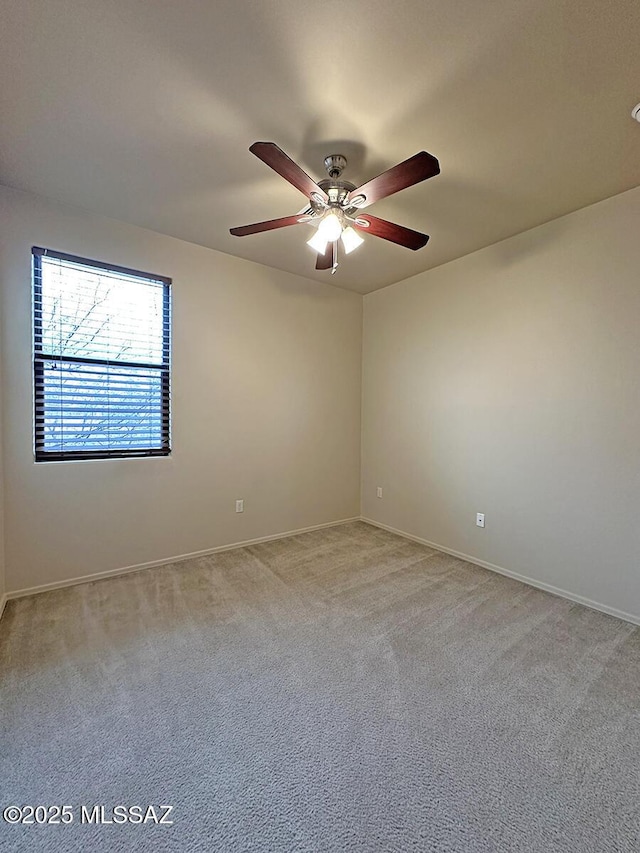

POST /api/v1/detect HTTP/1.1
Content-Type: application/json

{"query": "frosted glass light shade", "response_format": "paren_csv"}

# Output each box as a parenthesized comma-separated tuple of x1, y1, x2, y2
(341, 226, 364, 254)
(307, 230, 329, 254)
(317, 212, 343, 242)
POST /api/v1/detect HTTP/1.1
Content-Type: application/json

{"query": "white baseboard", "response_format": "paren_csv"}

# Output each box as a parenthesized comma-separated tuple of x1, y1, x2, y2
(361, 516, 640, 627)
(5, 516, 360, 603)
(6, 515, 638, 629)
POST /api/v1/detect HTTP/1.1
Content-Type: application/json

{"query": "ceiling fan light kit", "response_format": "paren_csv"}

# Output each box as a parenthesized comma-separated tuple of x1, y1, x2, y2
(230, 142, 440, 274)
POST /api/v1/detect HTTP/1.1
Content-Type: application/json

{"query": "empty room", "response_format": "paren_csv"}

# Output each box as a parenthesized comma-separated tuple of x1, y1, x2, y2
(1, 1, 640, 851)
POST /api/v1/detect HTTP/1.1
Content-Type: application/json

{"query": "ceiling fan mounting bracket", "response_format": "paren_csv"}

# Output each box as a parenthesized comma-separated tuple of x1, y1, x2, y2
(324, 154, 347, 179)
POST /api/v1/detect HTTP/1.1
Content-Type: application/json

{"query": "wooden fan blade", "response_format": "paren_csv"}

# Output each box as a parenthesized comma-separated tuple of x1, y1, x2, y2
(250, 142, 329, 202)
(348, 151, 439, 208)
(230, 215, 306, 236)
(353, 214, 429, 250)
(315, 241, 335, 270)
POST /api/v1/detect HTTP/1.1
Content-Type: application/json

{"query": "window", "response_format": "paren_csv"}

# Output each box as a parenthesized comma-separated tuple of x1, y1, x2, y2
(33, 247, 171, 461)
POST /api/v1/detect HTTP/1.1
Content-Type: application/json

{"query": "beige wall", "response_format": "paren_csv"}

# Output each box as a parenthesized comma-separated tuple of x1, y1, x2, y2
(0, 186, 362, 593)
(0, 292, 4, 610)
(362, 185, 640, 620)
(2, 180, 639, 619)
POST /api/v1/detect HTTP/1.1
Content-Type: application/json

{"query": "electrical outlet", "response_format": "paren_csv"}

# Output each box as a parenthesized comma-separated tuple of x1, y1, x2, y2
(376, 487, 383, 499)
(235, 499, 244, 513)
(476, 512, 485, 528)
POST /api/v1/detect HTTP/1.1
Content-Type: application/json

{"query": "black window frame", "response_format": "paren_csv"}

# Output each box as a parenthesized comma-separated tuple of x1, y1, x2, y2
(33, 246, 172, 462)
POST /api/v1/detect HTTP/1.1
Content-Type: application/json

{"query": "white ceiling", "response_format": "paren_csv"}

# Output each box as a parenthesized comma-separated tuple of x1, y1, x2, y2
(1, 0, 639, 294)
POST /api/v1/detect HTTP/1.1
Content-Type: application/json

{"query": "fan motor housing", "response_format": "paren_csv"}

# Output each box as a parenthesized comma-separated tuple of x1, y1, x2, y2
(316, 178, 356, 211)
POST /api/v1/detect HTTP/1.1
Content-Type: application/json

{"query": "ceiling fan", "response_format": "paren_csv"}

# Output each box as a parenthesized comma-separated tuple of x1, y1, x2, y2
(230, 142, 440, 274)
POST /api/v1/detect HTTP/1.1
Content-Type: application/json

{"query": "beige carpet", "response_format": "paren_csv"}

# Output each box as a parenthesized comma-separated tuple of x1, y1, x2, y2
(1, 520, 639, 852)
